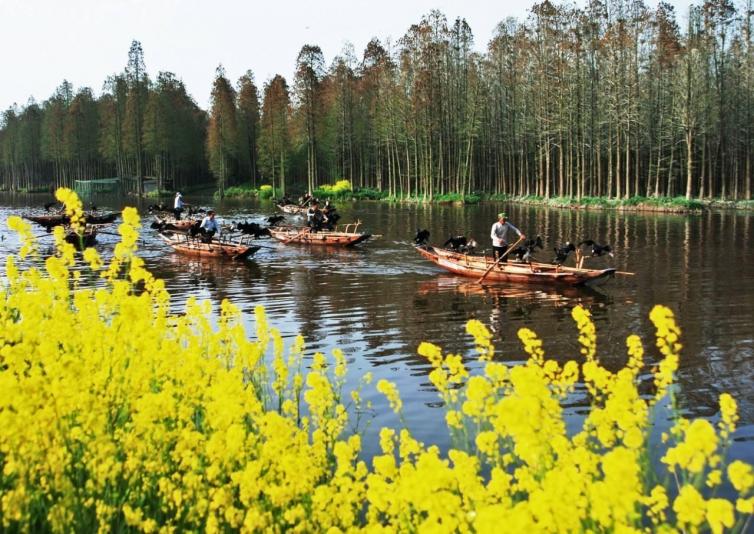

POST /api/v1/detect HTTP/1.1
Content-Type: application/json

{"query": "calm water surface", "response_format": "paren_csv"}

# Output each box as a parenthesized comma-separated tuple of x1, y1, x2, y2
(1, 194, 752, 461)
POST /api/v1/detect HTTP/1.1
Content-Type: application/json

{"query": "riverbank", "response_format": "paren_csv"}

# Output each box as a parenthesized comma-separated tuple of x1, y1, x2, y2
(211, 184, 754, 213)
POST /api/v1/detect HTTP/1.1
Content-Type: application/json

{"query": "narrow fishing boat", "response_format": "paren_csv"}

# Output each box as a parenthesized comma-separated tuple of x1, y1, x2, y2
(416, 245, 616, 287)
(269, 223, 375, 247)
(24, 212, 120, 228)
(276, 204, 308, 215)
(24, 214, 68, 227)
(86, 212, 120, 225)
(159, 231, 259, 260)
(64, 229, 97, 250)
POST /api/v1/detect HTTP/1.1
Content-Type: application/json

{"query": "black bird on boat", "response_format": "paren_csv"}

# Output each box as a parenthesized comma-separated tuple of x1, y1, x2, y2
(511, 235, 544, 262)
(443, 235, 467, 251)
(414, 229, 430, 245)
(578, 239, 614, 258)
(553, 242, 576, 264)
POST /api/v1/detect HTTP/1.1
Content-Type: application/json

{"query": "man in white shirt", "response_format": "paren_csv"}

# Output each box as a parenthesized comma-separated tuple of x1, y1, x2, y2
(173, 192, 185, 219)
(490, 212, 524, 262)
(198, 210, 220, 242)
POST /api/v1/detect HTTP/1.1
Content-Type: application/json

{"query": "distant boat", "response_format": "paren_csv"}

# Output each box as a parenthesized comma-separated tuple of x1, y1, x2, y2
(23, 212, 119, 228)
(269, 225, 375, 247)
(416, 245, 616, 287)
(276, 204, 308, 215)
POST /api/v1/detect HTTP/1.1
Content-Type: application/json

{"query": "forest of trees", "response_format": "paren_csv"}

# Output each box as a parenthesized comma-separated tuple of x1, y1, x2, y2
(1, 0, 753, 200)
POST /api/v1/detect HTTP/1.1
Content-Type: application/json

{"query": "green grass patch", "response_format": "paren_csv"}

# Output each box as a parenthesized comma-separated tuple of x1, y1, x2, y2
(214, 185, 279, 199)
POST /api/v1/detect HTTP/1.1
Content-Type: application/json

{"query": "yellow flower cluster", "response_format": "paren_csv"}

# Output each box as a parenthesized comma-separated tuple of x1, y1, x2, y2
(55, 187, 84, 234)
(1, 190, 752, 532)
(317, 179, 353, 194)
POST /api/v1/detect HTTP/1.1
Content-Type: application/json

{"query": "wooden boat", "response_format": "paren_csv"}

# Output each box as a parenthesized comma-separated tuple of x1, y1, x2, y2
(24, 212, 119, 228)
(416, 245, 616, 287)
(86, 212, 120, 225)
(276, 204, 308, 215)
(24, 214, 68, 227)
(159, 231, 259, 260)
(64, 229, 97, 250)
(269, 223, 374, 247)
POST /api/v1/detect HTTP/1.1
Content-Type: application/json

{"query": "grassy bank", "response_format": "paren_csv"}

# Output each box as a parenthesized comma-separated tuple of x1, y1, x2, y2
(215, 184, 278, 200)
(301, 185, 754, 212)
(206, 181, 754, 213)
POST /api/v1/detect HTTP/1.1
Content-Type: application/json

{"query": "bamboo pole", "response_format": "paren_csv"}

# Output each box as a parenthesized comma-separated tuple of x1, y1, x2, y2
(477, 236, 525, 284)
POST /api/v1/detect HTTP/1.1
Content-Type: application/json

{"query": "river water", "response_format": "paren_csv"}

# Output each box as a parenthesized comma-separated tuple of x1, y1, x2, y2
(1, 194, 753, 462)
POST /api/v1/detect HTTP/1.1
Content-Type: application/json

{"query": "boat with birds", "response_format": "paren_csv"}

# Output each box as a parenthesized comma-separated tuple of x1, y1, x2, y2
(269, 222, 376, 247)
(276, 204, 309, 215)
(152, 215, 199, 231)
(415, 245, 616, 287)
(159, 231, 259, 260)
(24, 211, 120, 229)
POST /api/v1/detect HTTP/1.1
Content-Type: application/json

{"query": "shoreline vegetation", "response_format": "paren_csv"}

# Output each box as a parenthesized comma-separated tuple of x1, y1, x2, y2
(212, 181, 753, 213)
(2, 188, 753, 531)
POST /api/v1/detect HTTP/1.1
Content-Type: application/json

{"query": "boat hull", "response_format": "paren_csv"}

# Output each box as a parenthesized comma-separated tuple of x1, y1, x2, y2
(24, 212, 119, 227)
(269, 227, 372, 247)
(160, 232, 259, 260)
(64, 231, 97, 250)
(416, 245, 615, 286)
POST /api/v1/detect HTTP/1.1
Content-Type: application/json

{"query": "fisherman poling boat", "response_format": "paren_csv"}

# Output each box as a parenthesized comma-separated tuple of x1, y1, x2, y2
(416, 245, 616, 287)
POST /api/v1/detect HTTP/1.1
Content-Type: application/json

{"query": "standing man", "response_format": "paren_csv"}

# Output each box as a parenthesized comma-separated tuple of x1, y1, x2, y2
(490, 212, 524, 262)
(173, 192, 187, 220)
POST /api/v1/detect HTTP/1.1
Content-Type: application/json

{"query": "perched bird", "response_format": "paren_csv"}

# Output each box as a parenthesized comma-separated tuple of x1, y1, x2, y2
(460, 238, 478, 254)
(511, 235, 544, 262)
(443, 235, 468, 251)
(233, 221, 271, 238)
(266, 215, 285, 226)
(578, 239, 614, 258)
(553, 242, 576, 264)
(414, 229, 430, 245)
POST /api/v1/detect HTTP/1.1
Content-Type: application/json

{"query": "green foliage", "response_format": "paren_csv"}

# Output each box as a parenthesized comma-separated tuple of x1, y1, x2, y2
(216, 184, 279, 199)
(258, 184, 277, 199)
(313, 179, 354, 199)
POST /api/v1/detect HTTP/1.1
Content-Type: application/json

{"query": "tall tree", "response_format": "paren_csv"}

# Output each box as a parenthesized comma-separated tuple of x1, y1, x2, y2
(236, 71, 261, 187)
(207, 66, 239, 197)
(294, 45, 325, 193)
(260, 75, 291, 195)
(125, 40, 148, 195)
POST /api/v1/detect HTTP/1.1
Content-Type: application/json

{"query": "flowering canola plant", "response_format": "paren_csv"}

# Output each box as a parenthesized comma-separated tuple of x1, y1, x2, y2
(0, 189, 752, 532)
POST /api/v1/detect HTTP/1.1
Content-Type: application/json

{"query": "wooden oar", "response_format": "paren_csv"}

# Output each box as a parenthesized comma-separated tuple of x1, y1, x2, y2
(615, 271, 636, 276)
(477, 235, 525, 284)
(283, 227, 310, 244)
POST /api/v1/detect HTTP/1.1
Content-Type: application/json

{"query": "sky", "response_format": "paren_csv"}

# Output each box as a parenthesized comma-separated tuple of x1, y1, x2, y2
(0, 0, 690, 112)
